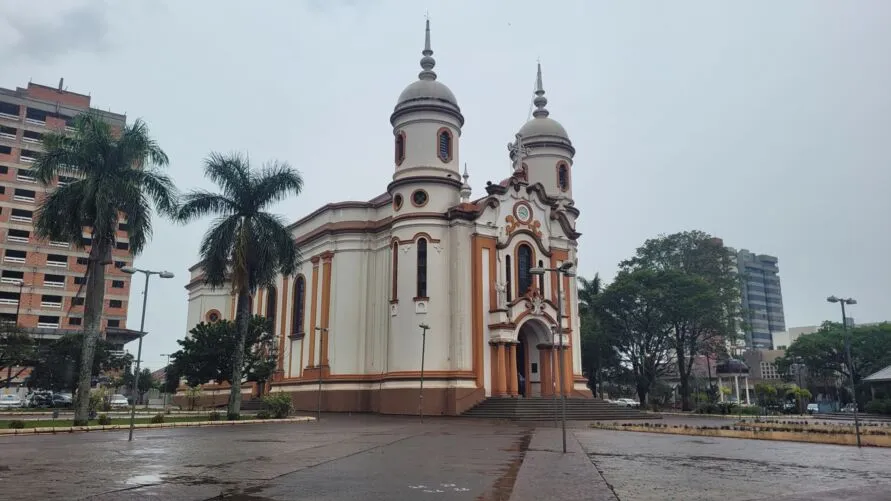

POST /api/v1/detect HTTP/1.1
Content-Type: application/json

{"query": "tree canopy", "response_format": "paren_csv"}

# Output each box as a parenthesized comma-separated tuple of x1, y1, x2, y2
(28, 334, 131, 394)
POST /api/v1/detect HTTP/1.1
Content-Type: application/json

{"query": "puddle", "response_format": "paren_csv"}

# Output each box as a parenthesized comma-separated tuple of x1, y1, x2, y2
(125, 474, 163, 485)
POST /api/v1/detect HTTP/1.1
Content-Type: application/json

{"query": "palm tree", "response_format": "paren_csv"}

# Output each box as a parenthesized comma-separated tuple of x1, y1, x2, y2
(177, 152, 302, 418)
(33, 112, 175, 425)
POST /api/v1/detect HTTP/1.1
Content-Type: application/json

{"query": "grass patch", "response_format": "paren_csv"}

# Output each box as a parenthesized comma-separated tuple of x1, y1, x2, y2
(2, 416, 209, 429)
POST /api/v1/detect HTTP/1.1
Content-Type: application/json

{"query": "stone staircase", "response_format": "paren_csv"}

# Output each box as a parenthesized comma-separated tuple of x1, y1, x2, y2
(461, 397, 654, 421)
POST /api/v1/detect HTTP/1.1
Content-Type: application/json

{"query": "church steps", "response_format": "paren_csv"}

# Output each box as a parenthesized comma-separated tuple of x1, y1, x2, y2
(461, 397, 654, 421)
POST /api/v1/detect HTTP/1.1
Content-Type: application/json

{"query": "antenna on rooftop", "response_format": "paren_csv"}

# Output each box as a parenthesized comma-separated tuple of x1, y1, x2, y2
(58, 78, 64, 91)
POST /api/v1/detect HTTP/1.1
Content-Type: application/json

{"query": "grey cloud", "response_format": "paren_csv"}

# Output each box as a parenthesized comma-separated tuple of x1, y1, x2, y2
(0, 2, 109, 62)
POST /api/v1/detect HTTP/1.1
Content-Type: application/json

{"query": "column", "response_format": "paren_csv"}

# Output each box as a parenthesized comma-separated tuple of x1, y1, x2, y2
(507, 343, 518, 397)
(539, 344, 552, 397)
(734, 375, 740, 404)
(718, 377, 724, 402)
(744, 376, 751, 405)
(495, 342, 507, 396)
(561, 347, 572, 396)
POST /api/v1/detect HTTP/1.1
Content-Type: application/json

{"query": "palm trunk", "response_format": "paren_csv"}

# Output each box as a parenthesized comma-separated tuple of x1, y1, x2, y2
(227, 289, 251, 419)
(73, 242, 110, 425)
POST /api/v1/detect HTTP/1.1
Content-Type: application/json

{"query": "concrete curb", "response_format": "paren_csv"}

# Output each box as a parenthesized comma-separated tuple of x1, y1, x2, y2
(0, 416, 315, 436)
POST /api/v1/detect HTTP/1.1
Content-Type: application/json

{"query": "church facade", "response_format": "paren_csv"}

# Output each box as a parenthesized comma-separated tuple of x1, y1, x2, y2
(183, 21, 590, 415)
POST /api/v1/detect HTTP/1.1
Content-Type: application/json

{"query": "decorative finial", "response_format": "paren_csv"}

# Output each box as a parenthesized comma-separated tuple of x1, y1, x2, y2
(533, 61, 549, 118)
(419, 19, 437, 81)
(460, 163, 472, 202)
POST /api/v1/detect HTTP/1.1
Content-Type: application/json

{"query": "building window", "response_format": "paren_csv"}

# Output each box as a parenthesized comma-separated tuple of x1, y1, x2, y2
(265, 286, 277, 324)
(114, 261, 125, 268)
(505, 255, 512, 303)
(107, 319, 121, 328)
(73, 276, 86, 285)
(116, 241, 129, 251)
(557, 163, 570, 192)
(69, 317, 82, 326)
(292, 277, 305, 334)
(0, 166, 6, 174)
(206, 310, 221, 323)
(517, 244, 533, 296)
(72, 297, 85, 306)
(109, 299, 123, 308)
(76, 257, 89, 265)
(111, 280, 125, 288)
(118, 222, 129, 232)
(0, 146, 11, 155)
(437, 128, 453, 162)
(538, 259, 545, 294)
(411, 189, 428, 208)
(81, 237, 92, 247)
(393, 194, 403, 211)
(416, 238, 428, 298)
(395, 131, 406, 166)
(391, 241, 399, 301)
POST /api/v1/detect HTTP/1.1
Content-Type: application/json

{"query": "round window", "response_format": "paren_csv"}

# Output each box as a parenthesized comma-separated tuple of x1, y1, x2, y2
(411, 190, 429, 207)
(393, 194, 403, 211)
(207, 311, 220, 323)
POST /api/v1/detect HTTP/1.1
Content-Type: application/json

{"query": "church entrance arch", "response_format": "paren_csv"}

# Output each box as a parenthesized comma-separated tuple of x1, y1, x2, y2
(516, 318, 551, 398)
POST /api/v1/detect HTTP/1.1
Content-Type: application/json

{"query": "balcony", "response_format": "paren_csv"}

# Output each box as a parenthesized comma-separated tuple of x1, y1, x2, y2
(37, 321, 59, 329)
(49, 241, 69, 248)
(43, 280, 64, 288)
(16, 172, 36, 183)
(13, 194, 35, 203)
(9, 215, 32, 223)
(0, 277, 23, 285)
(25, 118, 46, 127)
(3, 255, 25, 264)
(0, 132, 15, 141)
(0, 112, 19, 122)
(19, 154, 36, 163)
(40, 301, 62, 309)
(0, 297, 19, 306)
(46, 260, 67, 269)
(6, 235, 29, 244)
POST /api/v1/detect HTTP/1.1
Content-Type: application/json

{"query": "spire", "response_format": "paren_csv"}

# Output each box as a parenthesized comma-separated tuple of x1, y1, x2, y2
(419, 19, 437, 81)
(460, 163, 472, 202)
(532, 61, 549, 118)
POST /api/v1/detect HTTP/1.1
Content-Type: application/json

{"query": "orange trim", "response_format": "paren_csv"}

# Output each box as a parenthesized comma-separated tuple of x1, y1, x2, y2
(471, 234, 497, 389)
(398, 232, 441, 244)
(508, 343, 518, 397)
(272, 370, 476, 384)
(230, 295, 236, 320)
(540, 345, 552, 397)
(278, 276, 289, 376)
(320, 252, 333, 366)
(308, 257, 320, 367)
(436, 127, 453, 162)
(523, 336, 531, 397)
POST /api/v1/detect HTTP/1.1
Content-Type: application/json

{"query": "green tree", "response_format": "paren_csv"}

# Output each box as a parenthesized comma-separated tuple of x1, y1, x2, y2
(0, 321, 35, 388)
(596, 269, 674, 407)
(28, 334, 131, 394)
(619, 231, 741, 411)
(578, 274, 619, 398)
(168, 316, 277, 390)
(176, 154, 301, 418)
(32, 112, 175, 424)
(123, 367, 159, 405)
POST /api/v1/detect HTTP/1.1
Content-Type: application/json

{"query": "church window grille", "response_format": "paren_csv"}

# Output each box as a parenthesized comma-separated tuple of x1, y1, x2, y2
(391, 241, 399, 301)
(538, 260, 545, 294)
(505, 255, 512, 303)
(411, 189, 428, 207)
(265, 286, 277, 325)
(517, 244, 533, 296)
(557, 163, 569, 192)
(292, 277, 306, 334)
(416, 238, 428, 298)
(437, 128, 452, 162)
(395, 132, 406, 166)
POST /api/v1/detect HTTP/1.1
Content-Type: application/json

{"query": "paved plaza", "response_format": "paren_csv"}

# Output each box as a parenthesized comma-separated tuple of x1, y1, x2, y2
(0, 415, 889, 500)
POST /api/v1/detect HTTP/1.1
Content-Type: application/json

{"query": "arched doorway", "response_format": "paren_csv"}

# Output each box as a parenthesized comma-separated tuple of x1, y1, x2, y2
(516, 318, 551, 398)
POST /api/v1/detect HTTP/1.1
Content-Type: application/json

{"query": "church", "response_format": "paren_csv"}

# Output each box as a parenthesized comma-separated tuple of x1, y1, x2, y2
(184, 21, 590, 415)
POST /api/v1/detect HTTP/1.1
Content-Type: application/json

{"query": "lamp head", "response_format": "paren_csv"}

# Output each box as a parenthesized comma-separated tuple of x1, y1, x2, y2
(844, 298, 857, 305)
(159, 271, 175, 279)
(419, 323, 430, 330)
(558, 262, 574, 272)
(563, 270, 577, 278)
(121, 266, 137, 275)
(529, 267, 546, 275)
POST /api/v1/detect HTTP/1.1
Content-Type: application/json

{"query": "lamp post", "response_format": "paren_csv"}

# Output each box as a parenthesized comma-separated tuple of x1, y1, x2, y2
(419, 323, 429, 423)
(121, 266, 174, 441)
(160, 352, 172, 413)
(530, 261, 575, 454)
(826, 295, 861, 448)
(314, 326, 328, 422)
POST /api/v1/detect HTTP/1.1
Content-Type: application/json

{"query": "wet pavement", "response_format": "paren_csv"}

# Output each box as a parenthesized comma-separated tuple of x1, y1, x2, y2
(577, 428, 891, 500)
(0, 415, 532, 500)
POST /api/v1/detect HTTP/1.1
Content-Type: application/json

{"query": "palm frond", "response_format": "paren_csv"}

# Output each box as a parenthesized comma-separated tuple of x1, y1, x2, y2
(203, 152, 251, 202)
(253, 212, 300, 277)
(34, 184, 90, 245)
(120, 167, 178, 216)
(177, 191, 239, 222)
(249, 161, 303, 211)
(199, 215, 242, 287)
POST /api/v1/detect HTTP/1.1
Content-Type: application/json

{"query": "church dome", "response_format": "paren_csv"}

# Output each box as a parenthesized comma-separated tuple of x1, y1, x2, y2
(515, 63, 572, 147)
(391, 19, 463, 125)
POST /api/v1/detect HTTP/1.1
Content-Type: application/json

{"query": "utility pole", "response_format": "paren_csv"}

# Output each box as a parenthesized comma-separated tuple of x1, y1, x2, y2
(314, 327, 328, 422)
(827, 296, 861, 448)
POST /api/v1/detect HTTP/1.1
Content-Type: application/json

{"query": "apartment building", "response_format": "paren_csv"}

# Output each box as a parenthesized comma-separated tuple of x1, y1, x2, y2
(727, 249, 787, 350)
(0, 80, 138, 353)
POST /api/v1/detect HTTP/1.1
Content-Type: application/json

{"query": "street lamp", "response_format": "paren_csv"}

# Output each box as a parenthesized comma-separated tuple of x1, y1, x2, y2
(159, 353, 172, 413)
(826, 295, 861, 448)
(529, 261, 575, 454)
(419, 323, 430, 423)
(314, 326, 328, 422)
(121, 266, 174, 441)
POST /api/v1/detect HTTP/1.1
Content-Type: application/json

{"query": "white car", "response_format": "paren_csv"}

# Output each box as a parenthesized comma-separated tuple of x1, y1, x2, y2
(109, 394, 129, 409)
(0, 394, 24, 408)
(617, 398, 641, 408)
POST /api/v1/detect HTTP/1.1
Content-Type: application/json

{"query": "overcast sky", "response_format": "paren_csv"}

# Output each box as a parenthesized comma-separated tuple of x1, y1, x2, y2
(2, 0, 889, 369)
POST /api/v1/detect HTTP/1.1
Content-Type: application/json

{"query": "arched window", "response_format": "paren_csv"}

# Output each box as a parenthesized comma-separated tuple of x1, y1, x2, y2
(416, 238, 428, 298)
(265, 286, 277, 325)
(557, 163, 569, 192)
(437, 128, 452, 162)
(292, 276, 305, 334)
(391, 241, 399, 301)
(517, 244, 533, 296)
(395, 132, 405, 165)
(538, 259, 545, 295)
(505, 255, 512, 303)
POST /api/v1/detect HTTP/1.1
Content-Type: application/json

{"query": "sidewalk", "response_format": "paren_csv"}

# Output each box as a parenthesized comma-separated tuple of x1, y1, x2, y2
(510, 427, 617, 501)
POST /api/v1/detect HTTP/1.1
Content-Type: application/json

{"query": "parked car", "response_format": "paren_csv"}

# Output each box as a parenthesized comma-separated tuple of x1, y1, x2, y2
(0, 394, 24, 408)
(617, 398, 641, 408)
(109, 394, 129, 409)
(26, 392, 53, 408)
(52, 393, 73, 408)
(806, 403, 819, 414)
(842, 403, 859, 413)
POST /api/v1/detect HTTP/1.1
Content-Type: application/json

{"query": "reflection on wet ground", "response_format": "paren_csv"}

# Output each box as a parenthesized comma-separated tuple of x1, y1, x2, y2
(577, 428, 891, 501)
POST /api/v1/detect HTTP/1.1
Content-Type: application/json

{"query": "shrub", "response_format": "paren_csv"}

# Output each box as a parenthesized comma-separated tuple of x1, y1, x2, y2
(150, 413, 165, 424)
(97, 414, 112, 425)
(261, 393, 293, 419)
(737, 406, 761, 416)
(208, 411, 222, 421)
(8, 420, 25, 429)
(227, 412, 240, 421)
(865, 399, 891, 416)
(256, 410, 271, 420)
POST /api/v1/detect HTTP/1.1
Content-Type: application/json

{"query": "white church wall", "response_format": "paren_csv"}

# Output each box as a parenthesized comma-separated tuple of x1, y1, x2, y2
(328, 248, 364, 375)
(482, 245, 492, 396)
(393, 113, 461, 181)
(447, 222, 474, 372)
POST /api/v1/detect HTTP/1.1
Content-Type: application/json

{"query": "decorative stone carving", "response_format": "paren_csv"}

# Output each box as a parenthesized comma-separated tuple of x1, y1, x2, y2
(494, 281, 507, 309)
(530, 293, 545, 315)
(400, 244, 412, 254)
